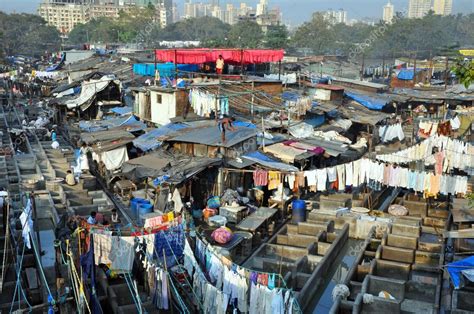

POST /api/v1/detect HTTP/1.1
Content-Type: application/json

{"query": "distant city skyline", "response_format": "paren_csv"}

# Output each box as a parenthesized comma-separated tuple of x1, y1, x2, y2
(0, 0, 472, 25)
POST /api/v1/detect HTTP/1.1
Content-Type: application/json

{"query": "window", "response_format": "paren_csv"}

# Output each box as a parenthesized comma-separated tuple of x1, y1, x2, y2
(156, 94, 162, 104)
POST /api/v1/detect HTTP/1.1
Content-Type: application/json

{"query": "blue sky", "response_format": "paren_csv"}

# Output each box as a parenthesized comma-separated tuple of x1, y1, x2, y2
(0, 0, 473, 24)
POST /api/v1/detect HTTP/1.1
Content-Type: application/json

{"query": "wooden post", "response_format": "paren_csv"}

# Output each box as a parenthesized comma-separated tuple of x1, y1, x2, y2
(444, 56, 449, 90)
(261, 117, 265, 148)
(215, 84, 220, 121)
(381, 55, 385, 78)
(174, 49, 178, 85)
(360, 54, 365, 80)
(278, 60, 281, 81)
(251, 81, 255, 117)
(413, 52, 417, 85)
(240, 49, 244, 77)
(162, 249, 173, 314)
(153, 48, 157, 86)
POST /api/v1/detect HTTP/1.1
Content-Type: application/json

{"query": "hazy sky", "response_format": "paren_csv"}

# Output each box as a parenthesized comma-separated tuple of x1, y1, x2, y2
(0, 0, 473, 24)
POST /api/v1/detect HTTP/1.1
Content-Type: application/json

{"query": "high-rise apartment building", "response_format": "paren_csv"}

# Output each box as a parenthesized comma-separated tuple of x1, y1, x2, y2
(433, 0, 453, 15)
(256, 0, 268, 16)
(38, 0, 173, 33)
(383, 0, 395, 23)
(323, 9, 347, 25)
(408, 0, 431, 18)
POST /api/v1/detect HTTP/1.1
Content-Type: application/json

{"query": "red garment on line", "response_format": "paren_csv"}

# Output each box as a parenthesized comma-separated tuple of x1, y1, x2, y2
(155, 49, 284, 64)
(253, 169, 268, 186)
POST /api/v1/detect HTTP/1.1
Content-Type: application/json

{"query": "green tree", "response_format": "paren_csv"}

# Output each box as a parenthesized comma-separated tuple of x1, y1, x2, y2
(452, 58, 474, 88)
(154, 16, 230, 44)
(291, 13, 333, 54)
(228, 21, 263, 48)
(264, 25, 288, 49)
(0, 12, 60, 57)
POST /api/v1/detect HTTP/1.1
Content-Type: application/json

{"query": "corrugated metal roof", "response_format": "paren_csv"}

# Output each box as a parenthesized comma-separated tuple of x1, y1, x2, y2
(81, 129, 135, 144)
(169, 125, 257, 148)
(339, 101, 390, 125)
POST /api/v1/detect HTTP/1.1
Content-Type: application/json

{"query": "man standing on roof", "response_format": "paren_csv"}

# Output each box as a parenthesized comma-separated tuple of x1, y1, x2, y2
(216, 55, 225, 75)
(218, 116, 236, 143)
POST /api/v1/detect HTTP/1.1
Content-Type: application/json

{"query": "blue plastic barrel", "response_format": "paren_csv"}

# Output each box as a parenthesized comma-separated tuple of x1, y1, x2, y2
(138, 203, 153, 216)
(292, 200, 306, 223)
(130, 198, 150, 218)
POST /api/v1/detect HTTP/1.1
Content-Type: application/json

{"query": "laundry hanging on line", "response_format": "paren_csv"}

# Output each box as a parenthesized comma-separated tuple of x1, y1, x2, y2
(185, 237, 299, 314)
(376, 134, 473, 172)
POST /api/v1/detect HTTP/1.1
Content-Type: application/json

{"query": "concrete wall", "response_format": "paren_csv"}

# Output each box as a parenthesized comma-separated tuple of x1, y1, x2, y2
(150, 90, 176, 125)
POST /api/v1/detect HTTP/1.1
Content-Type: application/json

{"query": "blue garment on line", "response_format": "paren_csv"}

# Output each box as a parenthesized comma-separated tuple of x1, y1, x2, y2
(154, 225, 185, 267)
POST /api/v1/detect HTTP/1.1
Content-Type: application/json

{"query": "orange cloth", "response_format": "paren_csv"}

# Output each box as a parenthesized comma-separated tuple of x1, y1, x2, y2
(429, 174, 441, 195)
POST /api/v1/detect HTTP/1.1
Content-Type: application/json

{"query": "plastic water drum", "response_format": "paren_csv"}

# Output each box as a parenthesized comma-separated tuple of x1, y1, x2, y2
(130, 198, 150, 218)
(291, 200, 307, 223)
(138, 203, 153, 216)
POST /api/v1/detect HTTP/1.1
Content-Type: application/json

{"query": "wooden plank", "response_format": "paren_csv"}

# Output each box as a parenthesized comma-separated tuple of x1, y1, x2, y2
(443, 229, 474, 238)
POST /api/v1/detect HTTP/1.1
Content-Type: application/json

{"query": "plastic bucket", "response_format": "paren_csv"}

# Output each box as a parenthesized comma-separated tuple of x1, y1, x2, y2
(291, 200, 306, 223)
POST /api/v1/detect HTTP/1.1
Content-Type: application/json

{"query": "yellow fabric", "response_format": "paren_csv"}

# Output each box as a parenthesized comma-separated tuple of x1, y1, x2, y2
(167, 212, 174, 221)
(458, 114, 473, 136)
(268, 171, 281, 190)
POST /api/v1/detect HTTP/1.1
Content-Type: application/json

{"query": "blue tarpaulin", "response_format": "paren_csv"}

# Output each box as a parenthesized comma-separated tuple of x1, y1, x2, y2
(397, 68, 426, 80)
(304, 114, 325, 127)
(133, 63, 199, 77)
(79, 115, 146, 132)
(110, 106, 132, 116)
(281, 91, 303, 101)
(133, 123, 189, 151)
(447, 256, 474, 289)
(242, 151, 299, 172)
(46, 53, 65, 72)
(233, 121, 257, 128)
(345, 91, 388, 111)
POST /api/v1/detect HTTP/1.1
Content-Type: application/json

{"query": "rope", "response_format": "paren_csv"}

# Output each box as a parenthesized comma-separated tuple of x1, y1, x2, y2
(155, 229, 204, 310)
(9, 241, 33, 313)
(167, 271, 190, 314)
(65, 240, 91, 314)
(123, 272, 142, 313)
(29, 226, 54, 298)
(194, 231, 304, 313)
(0, 202, 10, 293)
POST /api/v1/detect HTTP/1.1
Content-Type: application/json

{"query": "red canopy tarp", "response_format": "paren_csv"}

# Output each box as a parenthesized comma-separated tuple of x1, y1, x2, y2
(155, 48, 284, 64)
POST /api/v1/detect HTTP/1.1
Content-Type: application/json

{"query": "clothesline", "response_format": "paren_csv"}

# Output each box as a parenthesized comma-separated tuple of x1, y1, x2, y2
(196, 231, 298, 281)
(190, 235, 302, 314)
(225, 155, 468, 197)
(375, 134, 473, 173)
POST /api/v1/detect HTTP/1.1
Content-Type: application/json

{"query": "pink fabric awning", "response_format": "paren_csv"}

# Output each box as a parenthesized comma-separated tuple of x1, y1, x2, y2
(155, 48, 284, 64)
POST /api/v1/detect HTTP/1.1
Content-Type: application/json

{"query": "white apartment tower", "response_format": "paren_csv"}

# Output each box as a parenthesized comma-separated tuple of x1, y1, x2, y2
(256, 0, 268, 16)
(433, 0, 453, 15)
(408, 0, 431, 18)
(323, 9, 347, 25)
(383, 1, 395, 23)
